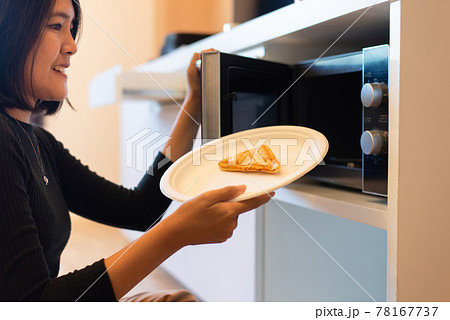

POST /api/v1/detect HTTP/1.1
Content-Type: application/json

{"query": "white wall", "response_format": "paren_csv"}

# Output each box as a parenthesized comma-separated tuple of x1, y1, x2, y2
(45, 0, 157, 182)
(45, 0, 232, 183)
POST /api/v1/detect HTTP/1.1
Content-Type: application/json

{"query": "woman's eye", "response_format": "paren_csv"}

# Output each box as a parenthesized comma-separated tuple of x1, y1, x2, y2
(49, 23, 63, 31)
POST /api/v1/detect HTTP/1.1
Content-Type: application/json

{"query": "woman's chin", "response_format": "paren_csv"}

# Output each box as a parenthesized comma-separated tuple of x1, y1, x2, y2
(40, 94, 68, 102)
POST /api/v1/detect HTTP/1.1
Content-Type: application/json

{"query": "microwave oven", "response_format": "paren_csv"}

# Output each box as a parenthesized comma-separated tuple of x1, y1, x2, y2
(200, 45, 389, 196)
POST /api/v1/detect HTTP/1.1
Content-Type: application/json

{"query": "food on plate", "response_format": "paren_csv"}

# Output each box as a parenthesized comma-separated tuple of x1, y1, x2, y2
(218, 144, 280, 173)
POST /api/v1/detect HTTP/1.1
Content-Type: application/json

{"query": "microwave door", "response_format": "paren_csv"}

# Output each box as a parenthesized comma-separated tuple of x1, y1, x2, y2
(201, 51, 293, 140)
(292, 52, 364, 190)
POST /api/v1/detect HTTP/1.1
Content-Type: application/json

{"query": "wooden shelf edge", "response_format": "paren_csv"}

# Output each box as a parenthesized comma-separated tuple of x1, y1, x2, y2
(138, 0, 392, 73)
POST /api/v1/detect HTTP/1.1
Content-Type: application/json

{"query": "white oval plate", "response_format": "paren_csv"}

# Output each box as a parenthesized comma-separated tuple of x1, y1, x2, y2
(160, 125, 328, 202)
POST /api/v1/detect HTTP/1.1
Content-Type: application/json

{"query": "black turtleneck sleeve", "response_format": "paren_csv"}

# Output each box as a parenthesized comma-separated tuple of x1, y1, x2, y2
(0, 111, 173, 301)
(36, 127, 173, 231)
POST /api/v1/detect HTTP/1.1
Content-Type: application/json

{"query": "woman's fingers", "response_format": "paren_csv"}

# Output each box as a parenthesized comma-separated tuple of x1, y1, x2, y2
(198, 48, 216, 55)
(189, 52, 201, 67)
(189, 48, 216, 71)
(189, 49, 215, 68)
(230, 192, 275, 215)
(199, 185, 247, 205)
(199, 186, 275, 211)
(173, 187, 274, 246)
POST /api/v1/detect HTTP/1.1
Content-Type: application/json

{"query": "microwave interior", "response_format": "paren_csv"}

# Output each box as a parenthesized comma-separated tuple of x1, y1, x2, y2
(206, 51, 364, 189)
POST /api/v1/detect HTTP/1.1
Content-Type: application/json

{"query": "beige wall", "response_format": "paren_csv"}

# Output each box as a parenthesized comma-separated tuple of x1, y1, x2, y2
(45, 0, 233, 184)
(153, 0, 234, 54)
(397, 0, 450, 301)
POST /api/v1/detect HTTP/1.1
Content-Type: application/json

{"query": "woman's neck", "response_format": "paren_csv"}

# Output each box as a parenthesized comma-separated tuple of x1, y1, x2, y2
(5, 108, 32, 123)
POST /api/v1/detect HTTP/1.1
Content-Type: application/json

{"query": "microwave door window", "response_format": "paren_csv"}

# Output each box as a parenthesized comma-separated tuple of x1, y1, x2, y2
(225, 66, 292, 134)
(297, 72, 363, 167)
(231, 92, 279, 132)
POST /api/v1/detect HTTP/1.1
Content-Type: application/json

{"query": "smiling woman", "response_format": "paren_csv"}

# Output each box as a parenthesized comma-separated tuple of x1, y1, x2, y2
(0, 0, 81, 117)
(23, 5, 78, 106)
(0, 0, 273, 302)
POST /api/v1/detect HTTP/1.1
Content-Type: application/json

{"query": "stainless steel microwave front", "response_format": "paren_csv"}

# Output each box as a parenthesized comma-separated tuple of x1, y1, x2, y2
(200, 51, 222, 141)
(199, 46, 389, 196)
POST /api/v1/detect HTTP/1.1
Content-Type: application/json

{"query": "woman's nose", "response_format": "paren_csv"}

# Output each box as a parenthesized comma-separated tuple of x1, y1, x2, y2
(62, 32, 78, 56)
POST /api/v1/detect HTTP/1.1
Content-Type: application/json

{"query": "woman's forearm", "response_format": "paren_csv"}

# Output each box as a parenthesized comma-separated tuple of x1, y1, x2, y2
(104, 216, 183, 300)
(162, 51, 203, 163)
(104, 184, 272, 300)
(162, 94, 201, 162)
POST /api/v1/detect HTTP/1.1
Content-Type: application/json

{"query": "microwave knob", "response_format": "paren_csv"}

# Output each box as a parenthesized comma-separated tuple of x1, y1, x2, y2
(361, 130, 387, 155)
(361, 83, 388, 108)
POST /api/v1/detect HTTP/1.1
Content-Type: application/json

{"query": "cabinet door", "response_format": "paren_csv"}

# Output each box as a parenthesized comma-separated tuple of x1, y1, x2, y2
(162, 207, 258, 302)
(262, 201, 387, 301)
(120, 99, 259, 302)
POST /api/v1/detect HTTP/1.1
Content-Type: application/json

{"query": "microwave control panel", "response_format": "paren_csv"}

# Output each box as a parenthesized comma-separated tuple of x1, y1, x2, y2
(361, 45, 389, 196)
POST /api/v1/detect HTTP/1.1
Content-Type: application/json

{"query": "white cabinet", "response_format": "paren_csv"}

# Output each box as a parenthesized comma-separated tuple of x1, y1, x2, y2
(119, 100, 259, 301)
(116, 0, 450, 301)
(262, 201, 387, 302)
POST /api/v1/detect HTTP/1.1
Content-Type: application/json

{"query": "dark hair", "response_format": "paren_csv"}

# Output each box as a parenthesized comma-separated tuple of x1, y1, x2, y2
(0, 0, 82, 115)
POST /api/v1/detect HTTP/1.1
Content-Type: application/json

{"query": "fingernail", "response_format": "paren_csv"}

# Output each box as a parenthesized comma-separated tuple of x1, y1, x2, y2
(236, 185, 246, 193)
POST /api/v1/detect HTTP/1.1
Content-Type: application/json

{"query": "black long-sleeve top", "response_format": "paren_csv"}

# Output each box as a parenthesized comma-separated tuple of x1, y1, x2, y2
(0, 109, 173, 301)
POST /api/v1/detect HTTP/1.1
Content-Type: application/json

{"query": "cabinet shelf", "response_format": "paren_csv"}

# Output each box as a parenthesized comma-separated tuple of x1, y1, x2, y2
(137, 0, 391, 73)
(273, 178, 387, 229)
(91, 0, 390, 107)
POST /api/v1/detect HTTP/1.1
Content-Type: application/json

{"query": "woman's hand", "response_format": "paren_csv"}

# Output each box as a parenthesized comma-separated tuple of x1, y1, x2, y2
(185, 48, 215, 104)
(105, 185, 273, 299)
(162, 49, 216, 162)
(185, 52, 201, 103)
(166, 185, 274, 246)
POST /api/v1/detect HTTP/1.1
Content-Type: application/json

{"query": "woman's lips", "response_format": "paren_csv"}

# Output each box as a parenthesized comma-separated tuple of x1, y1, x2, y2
(52, 65, 68, 78)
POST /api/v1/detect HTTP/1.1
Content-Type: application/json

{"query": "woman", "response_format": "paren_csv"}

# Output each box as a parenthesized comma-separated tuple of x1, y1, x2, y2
(0, 0, 273, 301)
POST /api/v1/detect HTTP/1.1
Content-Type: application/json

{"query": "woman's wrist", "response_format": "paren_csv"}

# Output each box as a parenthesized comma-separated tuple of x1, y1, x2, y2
(182, 93, 201, 123)
(156, 214, 189, 251)
(184, 90, 201, 107)
(105, 216, 186, 299)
